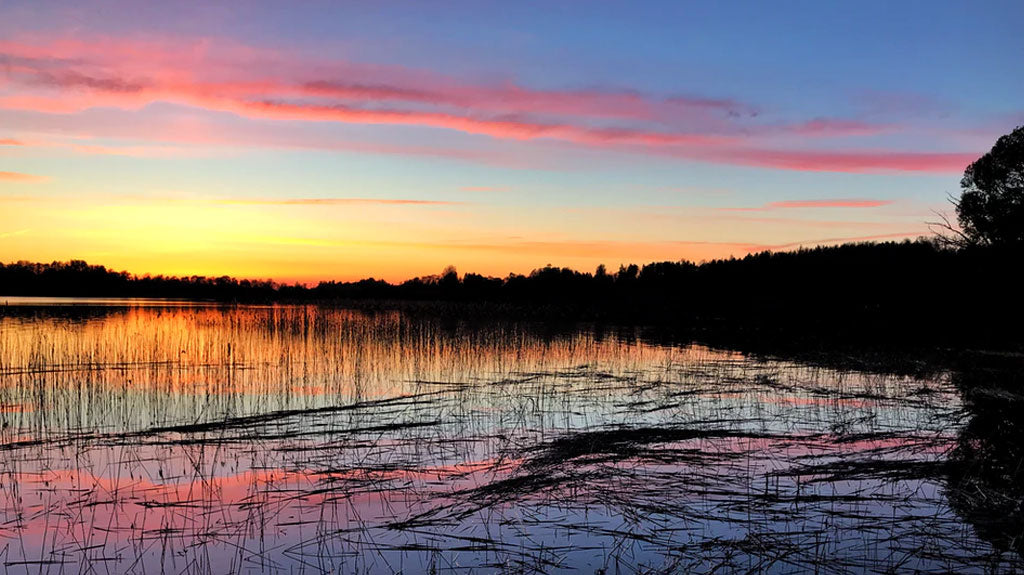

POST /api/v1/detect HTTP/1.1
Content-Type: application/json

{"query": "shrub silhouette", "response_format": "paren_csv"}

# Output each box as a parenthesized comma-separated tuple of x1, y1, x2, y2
(953, 125, 1024, 248)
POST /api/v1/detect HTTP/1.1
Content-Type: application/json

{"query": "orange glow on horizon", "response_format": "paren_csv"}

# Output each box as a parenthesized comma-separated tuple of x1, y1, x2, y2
(0, 192, 928, 284)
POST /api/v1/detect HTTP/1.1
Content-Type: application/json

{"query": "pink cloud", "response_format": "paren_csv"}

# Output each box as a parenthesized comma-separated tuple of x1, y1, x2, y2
(0, 109, 561, 168)
(780, 118, 891, 137)
(766, 199, 893, 209)
(303, 80, 750, 123)
(0, 34, 982, 174)
(233, 100, 730, 148)
(0, 36, 737, 133)
(68, 142, 218, 157)
(722, 199, 895, 211)
(0, 35, 749, 125)
(704, 148, 975, 174)
(0, 57, 732, 150)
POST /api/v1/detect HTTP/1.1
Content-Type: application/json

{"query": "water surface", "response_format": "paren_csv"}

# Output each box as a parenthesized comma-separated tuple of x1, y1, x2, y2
(0, 304, 1020, 573)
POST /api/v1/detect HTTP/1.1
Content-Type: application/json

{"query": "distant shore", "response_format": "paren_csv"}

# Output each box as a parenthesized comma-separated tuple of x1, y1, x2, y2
(3, 239, 1023, 349)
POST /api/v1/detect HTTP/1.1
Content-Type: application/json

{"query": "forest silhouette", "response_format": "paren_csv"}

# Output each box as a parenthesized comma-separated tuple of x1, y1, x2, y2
(2, 239, 1022, 346)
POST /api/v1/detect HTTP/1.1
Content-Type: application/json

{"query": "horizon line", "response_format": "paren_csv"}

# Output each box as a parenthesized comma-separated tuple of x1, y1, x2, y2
(0, 236, 932, 287)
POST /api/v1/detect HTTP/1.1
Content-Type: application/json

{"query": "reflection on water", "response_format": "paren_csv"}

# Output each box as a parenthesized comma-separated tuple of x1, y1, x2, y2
(947, 360, 1024, 560)
(1, 296, 212, 307)
(0, 305, 1020, 573)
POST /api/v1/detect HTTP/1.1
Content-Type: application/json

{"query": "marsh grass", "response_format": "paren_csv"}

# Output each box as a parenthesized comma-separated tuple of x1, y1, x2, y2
(0, 304, 1020, 573)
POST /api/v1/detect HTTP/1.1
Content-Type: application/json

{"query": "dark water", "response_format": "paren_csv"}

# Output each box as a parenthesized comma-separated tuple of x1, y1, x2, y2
(0, 303, 1021, 574)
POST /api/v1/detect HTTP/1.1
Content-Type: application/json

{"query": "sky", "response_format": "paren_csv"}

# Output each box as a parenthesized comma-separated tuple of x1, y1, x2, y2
(1, 1, 1022, 283)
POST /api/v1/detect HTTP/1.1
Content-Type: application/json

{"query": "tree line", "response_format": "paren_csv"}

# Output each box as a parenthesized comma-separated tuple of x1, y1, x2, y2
(2, 238, 1022, 345)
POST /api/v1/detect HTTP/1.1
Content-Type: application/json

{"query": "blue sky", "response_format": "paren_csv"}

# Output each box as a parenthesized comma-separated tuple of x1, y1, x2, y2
(1, 1, 1021, 281)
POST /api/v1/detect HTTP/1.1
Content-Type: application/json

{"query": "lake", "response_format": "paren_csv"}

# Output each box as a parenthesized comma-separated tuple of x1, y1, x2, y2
(0, 302, 1021, 574)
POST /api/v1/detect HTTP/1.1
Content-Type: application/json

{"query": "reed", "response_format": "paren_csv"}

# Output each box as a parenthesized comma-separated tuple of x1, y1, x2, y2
(0, 303, 1018, 573)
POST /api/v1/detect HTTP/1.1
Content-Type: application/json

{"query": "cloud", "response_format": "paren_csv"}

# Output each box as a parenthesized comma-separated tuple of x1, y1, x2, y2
(0, 138, 25, 146)
(26, 69, 149, 93)
(0, 171, 47, 182)
(0, 229, 31, 239)
(0, 37, 741, 139)
(68, 142, 221, 158)
(658, 231, 923, 254)
(234, 100, 730, 148)
(0, 34, 982, 173)
(0, 109, 563, 168)
(702, 148, 974, 173)
(300, 82, 755, 126)
(765, 199, 893, 209)
(745, 231, 924, 251)
(290, 231, 925, 260)
(779, 118, 891, 137)
(722, 199, 895, 211)
(215, 197, 467, 206)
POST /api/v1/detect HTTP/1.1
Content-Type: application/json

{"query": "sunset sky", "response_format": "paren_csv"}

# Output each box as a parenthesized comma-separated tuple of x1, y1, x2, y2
(1, 1, 1022, 283)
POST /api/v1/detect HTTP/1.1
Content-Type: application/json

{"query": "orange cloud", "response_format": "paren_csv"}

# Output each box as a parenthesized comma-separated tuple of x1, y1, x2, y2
(744, 231, 924, 251)
(216, 197, 467, 206)
(0, 138, 25, 146)
(0, 171, 47, 182)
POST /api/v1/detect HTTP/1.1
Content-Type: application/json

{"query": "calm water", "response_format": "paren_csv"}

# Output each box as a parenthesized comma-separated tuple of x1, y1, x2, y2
(0, 303, 1021, 574)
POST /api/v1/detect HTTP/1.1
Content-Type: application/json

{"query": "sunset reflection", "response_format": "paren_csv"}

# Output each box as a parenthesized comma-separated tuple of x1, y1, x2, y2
(0, 306, 1011, 573)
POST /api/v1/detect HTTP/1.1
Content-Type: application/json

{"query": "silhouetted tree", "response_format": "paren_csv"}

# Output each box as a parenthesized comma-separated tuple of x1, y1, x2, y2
(950, 125, 1024, 248)
(616, 264, 639, 284)
(440, 265, 459, 289)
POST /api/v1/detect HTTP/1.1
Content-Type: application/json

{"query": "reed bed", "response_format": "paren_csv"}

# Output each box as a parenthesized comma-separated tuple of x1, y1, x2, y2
(0, 304, 1019, 574)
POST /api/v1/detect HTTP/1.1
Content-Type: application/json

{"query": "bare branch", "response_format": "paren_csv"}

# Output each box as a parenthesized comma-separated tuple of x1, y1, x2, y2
(926, 208, 972, 249)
